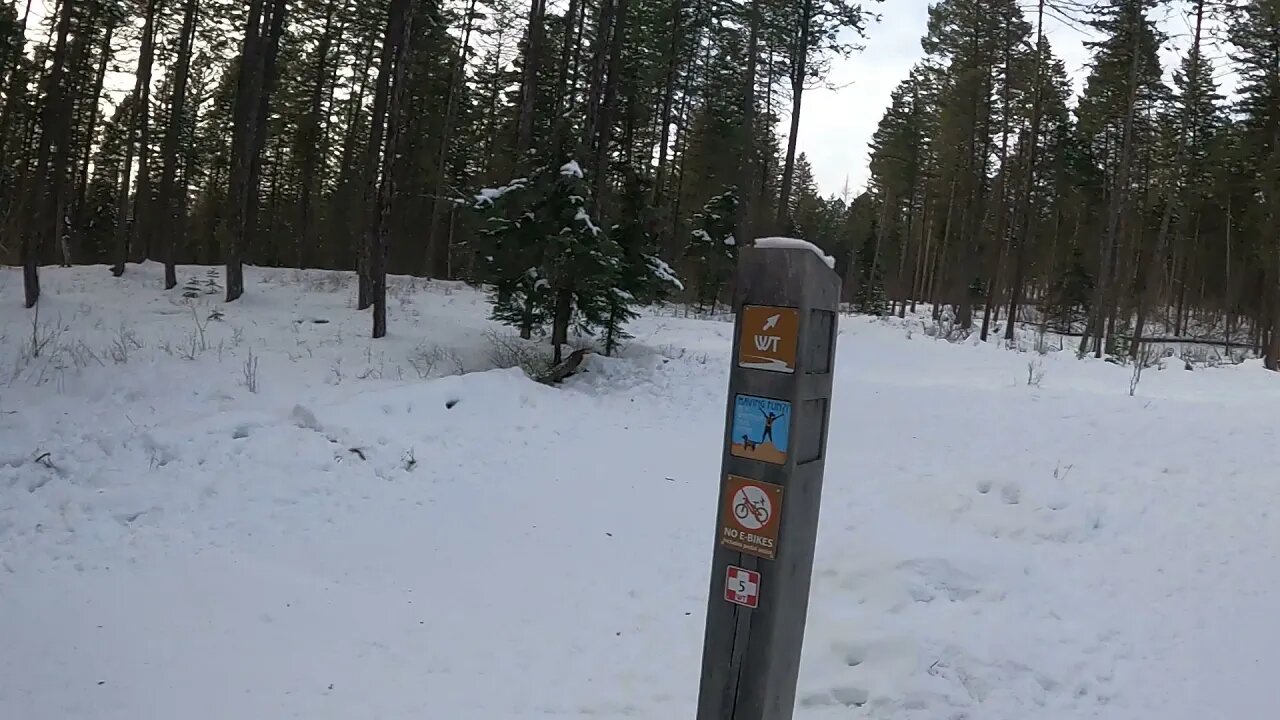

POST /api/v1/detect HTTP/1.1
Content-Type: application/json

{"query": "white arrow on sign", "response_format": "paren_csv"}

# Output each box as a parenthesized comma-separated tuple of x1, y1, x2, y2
(762, 314, 780, 332)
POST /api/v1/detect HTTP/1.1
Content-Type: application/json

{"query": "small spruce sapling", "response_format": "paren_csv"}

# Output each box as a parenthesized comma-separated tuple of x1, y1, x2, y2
(471, 175, 549, 339)
(542, 158, 620, 362)
(685, 187, 739, 311)
(469, 147, 674, 362)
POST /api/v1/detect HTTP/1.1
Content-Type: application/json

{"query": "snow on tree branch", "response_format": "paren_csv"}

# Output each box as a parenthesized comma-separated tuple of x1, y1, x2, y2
(473, 178, 530, 208)
(560, 160, 584, 179)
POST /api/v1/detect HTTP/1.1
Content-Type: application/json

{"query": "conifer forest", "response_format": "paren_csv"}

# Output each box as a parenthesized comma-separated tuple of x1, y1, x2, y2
(1, 0, 1278, 368)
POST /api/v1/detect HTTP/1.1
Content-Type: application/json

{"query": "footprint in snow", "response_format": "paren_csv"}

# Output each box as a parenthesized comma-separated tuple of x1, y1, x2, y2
(799, 686, 869, 708)
(1001, 483, 1022, 505)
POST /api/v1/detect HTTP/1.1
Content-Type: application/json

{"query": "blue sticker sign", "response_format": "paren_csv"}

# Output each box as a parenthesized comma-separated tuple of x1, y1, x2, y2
(730, 395, 791, 465)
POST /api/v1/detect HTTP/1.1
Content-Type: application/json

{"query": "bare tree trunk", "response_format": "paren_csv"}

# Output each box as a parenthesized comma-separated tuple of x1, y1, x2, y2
(360, 0, 398, 312)
(776, 0, 812, 230)
(735, 0, 760, 245)
(1005, 0, 1046, 341)
(372, 0, 414, 339)
(111, 0, 161, 278)
(1134, 0, 1205, 358)
(19, 0, 78, 307)
(224, 0, 268, 301)
(425, 0, 478, 279)
(73, 15, 116, 264)
(1082, 3, 1142, 358)
(591, 0, 628, 203)
(515, 0, 547, 158)
(247, 0, 287, 262)
(225, 0, 286, 301)
(336, 38, 374, 269)
(0, 0, 34, 181)
(298, 0, 345, 271)
(652, 0, 684, 214)
(133, 0, 169, 265)
(161, 0, 199, 290)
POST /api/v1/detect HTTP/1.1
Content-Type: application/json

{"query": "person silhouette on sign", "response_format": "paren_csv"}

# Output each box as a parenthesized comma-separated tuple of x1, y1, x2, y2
(760, 407, 783, 444)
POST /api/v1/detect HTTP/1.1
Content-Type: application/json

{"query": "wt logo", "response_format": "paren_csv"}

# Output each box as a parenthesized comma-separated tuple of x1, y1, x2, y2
(754, 335, 781, 352)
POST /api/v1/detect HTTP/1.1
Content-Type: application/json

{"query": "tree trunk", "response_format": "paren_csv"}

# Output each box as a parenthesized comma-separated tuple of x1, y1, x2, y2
(0, 0, 34, 183)
(19, 0, 78, 307)
(360, 0, 398, 312)
(247, 0, 288, 260)
(515, 0, 547, 158)
(225, 0, 286, 301)
(225, 0, 268, 301)
(70, 15, 115, 264)
(111, 0, 161, 278)
(372, 0, 413, 339)
(132, 0, 167, 264)
(425, 0, 478, 279)
(298, 0, 345, 271)
(1082, 3, 1143, 358)
(776, 0, 812, 231)
(735, 0, 760, 245)
(651, 0, 683, 213)
(591, 0, 628, 203)
(160, 0, 199, 290)
(1005, 0, 1047, 342)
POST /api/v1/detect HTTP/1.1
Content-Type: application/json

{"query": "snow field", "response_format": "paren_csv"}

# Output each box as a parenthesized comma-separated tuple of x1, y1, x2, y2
(2, 262, 1279, 719)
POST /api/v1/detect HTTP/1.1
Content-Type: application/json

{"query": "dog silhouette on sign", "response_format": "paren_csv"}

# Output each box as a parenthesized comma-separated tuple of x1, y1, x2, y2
(741, 434, 758, 451)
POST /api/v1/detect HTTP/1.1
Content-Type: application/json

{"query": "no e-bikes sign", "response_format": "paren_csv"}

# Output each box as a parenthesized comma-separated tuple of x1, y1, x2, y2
(719, 475, 784, 560)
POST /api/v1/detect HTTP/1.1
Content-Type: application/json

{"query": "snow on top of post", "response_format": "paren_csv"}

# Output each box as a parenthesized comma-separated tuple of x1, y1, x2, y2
(753, 237, 836, 270)
(560, 160, 584, 178)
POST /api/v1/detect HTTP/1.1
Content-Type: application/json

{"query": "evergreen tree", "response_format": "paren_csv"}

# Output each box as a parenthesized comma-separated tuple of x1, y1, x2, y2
(604, 167, 684, 354)
(1229, 0, 1280, 367)
(471, 150, 657, 361)
(685, 187, 740, 309)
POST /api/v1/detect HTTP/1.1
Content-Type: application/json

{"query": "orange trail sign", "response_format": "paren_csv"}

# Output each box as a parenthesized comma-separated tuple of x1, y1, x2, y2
(738, 305, 799, 374)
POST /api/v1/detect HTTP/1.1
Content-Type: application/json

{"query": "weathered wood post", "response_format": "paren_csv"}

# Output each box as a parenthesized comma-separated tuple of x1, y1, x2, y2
(696, 242, 841, 720)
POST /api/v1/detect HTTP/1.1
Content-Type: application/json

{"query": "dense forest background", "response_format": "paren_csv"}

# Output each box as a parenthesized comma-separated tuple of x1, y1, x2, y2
(0, 0, 1277, 368)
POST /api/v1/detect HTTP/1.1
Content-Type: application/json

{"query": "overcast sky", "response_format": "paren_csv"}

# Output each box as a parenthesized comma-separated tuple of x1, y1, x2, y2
(795, 1, 1218, 196)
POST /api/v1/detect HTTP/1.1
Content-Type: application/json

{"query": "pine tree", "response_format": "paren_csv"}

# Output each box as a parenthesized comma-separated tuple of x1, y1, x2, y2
(685, 187, 739, 309)
(1229, 0, 1280, 367)
(471, 150, 653, 361)
(474, 173, 551, 338)
(1074, 0, 1168, 357)
(786, 153, 822, 237)
(604, 167, 684, 354)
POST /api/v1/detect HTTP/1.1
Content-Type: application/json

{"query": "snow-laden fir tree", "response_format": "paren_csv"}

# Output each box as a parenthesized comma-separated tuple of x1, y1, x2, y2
(542, 158, 621, 362)
(472, 175, 548, 339)
(472, 149, 664, 363)
(602, 169, 684, 355)
(685, 187, 739, 311)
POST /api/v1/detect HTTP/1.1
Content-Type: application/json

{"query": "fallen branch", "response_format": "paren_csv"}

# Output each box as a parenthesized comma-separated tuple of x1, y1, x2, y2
(538, 348, 590, 386)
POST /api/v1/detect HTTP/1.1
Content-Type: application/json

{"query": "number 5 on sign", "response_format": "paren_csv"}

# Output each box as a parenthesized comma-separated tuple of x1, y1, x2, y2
(725, 566, 760, 609)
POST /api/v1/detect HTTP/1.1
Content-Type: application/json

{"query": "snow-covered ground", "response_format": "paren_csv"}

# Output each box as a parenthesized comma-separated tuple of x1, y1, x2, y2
(2, 263, 1279, 720)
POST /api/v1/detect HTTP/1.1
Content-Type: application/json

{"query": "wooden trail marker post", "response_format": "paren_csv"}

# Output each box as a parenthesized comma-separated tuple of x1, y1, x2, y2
(696, 244, 841, 720)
